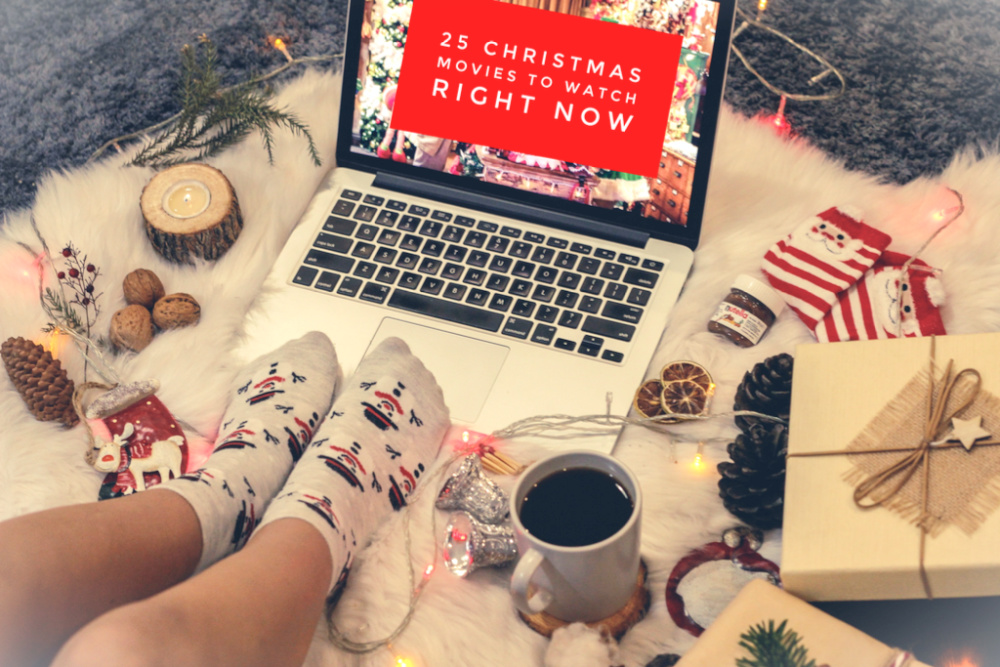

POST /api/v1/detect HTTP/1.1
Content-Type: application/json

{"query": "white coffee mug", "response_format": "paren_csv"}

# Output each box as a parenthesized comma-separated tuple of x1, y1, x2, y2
(509, 450, 642, 622)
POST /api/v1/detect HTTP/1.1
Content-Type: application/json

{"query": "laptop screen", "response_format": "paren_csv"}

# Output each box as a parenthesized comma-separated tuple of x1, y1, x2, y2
(338, 0, 735, 249)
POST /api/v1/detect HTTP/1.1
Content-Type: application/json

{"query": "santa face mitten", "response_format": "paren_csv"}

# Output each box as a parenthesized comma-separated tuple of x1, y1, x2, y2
(254, 337, 450, 600)
(155, 331, 340, 572)
(761, 207, 892, 329)
(816, 251, 946, 342)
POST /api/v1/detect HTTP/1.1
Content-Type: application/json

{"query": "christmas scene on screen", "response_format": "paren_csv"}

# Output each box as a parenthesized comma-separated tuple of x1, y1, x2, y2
(351, 0, 721, 227)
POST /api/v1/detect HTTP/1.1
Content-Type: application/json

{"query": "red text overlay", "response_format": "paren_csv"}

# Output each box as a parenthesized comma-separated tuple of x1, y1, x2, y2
(391, 0, 682, 177)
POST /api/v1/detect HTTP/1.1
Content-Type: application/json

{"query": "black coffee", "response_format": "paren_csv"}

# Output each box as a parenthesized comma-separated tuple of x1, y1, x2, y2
(519, 467, 633, 547)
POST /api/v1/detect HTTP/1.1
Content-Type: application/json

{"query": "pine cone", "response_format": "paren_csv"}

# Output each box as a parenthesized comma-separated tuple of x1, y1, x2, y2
(733, 353, 794, 433)
(1, 337, 78, 426)
(718, 422, 787, 530)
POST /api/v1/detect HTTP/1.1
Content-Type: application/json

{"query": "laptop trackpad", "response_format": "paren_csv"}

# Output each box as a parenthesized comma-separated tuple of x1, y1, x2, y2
(366, 318, 508, 424)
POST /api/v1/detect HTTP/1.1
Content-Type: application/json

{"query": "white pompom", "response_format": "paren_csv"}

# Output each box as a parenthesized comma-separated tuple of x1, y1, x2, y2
(544, 623, 619, 667)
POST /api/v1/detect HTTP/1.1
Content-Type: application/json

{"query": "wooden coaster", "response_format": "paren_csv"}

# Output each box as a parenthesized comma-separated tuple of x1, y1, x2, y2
(140, 163, 242, 264)
(518, 560, 650, 639)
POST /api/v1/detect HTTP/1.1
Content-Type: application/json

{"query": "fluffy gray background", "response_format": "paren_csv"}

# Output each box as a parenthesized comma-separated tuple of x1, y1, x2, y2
(2, 0, 1000, 218)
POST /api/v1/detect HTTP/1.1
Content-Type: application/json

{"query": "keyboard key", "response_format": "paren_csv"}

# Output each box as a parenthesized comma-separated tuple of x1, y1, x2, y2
(467, 288, 489, 306)
(418, 257, 442, 274)
(486, 236, 510, 253)
(600, 263, 624, 280)
(627, 287, 651, 306)
(353, 261, 376, 279)
(353, 205, 377, 222)
(455, 215, 476, 227)
(408, 204, 430, 216)
(443, 283, 467, 300)
(555, 338, 576, 351)
(578, 335, 603, 357)
(293, 266, 318, 286)
(396, 252, 419, 269)
(314, 233, 352, 254)
(509, 279, 532, 296)
(399, 272, 421, 289)
(510, 241, 532, 258)
(486, 274, 510, 291)
(536, 305, 559, 323)
(571, 242, 592, 254)
(582, 315, 635, 342)
(512, 299, 535, 317)
(444, 244, 467, 262)
(351, 242, 375, 259)
(337, 276, 362, 296)
(604, 282, 627, 301)
(441, 263, 464, 280)
(356, 224, 378, 241)
(579, 296, 602, 313)
(489, 293, 512, 312)
(332, 199, 355, 216)
(375, 210, 399, 226)
(464, 231, 487, 248)
(363, 194, 385, 206)
(581, 277, 604, 294)
(421, 277, 444, 295)
(489, 256, 512, 273)
(524, 232, 545, 244)
(388, 292, 504, 332)
(502, 317, 533, 339)
(595, 248, 616, 260)
(512, 260, 535, 278)
(422, 240, 445, 257)
(500, 226, 522, 238)
(602, 349, 625, 363)
(555, 252, 577, 270)
(420, 220, 443, 237)
(386, 199, 407, 211)
(463, 269, 487, 286)
(477, 221, 499, 232)
(360, 282, 390, 304)
(623, 267, 659, 289)
(555, 290, 579, 309)
(377, 229, 400, 246)
(558, 310, 582, 329)
(547, 237, 569, 249)
(578, 257, 601, 275)
(557, 272, 581, 290)
(535, 266, 557, 284)
(304, 249, 354, 273)
(431, 210, 453, 222)
(602, 301, 643, 324)
(315, 271, 338, 292)
(341, 189, 362, 201)
(532, 284, 555, 303)
(642, 259, 665, 271)
(468, 250, 490, 267)
(373, 247, 397, 264)
(398, 215, 421, 232)
(400, 234, 422, 252)
(531, 324, 557, 345)
(375, 266, 399, 283)
(324, 216, 356, 235)
(532, 247, 555, 264)
(442, 226, 464, 243)
(618, 253, 639, 266)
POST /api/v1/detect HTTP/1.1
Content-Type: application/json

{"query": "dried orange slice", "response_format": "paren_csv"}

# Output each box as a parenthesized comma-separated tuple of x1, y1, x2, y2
(660, 379, 710, 420)
(660, 360, 714, 395)
(633, 379, 666, 418)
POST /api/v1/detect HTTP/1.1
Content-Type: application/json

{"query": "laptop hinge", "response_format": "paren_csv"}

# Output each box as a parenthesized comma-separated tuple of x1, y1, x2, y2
(373, 172, 649, 249)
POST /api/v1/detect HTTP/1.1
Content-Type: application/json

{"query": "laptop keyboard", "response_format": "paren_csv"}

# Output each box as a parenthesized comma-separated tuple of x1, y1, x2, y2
(290, 189, 665, 364)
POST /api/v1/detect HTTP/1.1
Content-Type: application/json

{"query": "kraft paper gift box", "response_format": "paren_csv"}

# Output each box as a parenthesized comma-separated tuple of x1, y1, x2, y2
(783, 333, 1000, 601)
(675, 579, 931, 666)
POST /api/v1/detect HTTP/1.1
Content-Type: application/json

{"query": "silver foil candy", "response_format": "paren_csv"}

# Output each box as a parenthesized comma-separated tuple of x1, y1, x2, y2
(443, 511, 519, 577)
(436, 454, 509, 524)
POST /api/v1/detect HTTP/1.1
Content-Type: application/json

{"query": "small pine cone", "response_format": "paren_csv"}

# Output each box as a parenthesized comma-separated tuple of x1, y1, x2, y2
(733, 353, 794, 433)
(717, 422, 788, 530)
(1, 337, 78, 426)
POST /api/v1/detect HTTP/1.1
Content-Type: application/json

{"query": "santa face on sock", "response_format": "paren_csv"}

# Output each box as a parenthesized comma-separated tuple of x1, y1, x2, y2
(799, 215, 867, 261)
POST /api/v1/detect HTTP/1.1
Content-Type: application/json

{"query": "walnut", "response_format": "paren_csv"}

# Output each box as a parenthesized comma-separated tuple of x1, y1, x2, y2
(122, 269, 166, 309)
(110, 305, 154, 352)
(152, 293, 201, 329)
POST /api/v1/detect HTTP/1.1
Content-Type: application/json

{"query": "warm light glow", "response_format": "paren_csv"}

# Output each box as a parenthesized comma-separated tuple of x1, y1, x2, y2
(38, 329, 64, 359)
(691, 441, 707, 471)
(271, 36, 293, 62)
(944, 656, 979, 667)
(423, 564, 435, 579)
(395, 657, 415, 667)
(757, 0, 768, 12)
(931, 205, 961, 223)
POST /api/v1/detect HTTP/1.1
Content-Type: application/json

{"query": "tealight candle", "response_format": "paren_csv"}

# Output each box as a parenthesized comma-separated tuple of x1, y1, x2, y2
(162, 180, 212, 219)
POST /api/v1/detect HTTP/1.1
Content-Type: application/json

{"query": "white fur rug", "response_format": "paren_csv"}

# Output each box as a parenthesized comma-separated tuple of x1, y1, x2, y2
(3, 69, 1000, 666)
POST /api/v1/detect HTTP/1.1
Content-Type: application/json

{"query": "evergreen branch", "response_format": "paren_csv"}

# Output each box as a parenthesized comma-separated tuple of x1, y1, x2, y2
(737, 620, 818, 667)
(42, 288, 86, 335)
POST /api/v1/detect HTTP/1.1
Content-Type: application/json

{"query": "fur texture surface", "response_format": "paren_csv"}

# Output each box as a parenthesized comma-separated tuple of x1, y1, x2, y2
(2, 69, 1000, 665)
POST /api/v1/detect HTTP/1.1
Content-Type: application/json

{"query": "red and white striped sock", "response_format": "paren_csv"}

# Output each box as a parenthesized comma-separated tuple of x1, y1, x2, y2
(815, 251, 947, 342)
(761, 207, 892, 329)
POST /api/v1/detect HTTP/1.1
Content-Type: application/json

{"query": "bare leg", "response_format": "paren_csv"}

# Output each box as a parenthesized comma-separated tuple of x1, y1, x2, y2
(51, 518, 331, 667)
(0, 491, 201, 667)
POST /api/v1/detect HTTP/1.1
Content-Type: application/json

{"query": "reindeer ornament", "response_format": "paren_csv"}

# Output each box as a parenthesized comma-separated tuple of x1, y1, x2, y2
(93, 422, 184, 492)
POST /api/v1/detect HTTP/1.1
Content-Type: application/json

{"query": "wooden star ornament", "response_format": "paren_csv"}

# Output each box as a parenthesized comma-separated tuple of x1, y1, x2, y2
(946, 416, 992, 451)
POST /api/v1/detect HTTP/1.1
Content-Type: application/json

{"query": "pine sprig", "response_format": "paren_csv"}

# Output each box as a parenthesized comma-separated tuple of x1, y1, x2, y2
(737, 620, 819, 667)
(127, 37, 321, 168)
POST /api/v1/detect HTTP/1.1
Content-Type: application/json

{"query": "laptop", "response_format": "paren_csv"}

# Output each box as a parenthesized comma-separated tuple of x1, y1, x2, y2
(239, 0, 736, 451)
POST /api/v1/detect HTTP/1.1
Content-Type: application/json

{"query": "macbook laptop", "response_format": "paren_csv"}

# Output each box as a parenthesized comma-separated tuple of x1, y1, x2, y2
(239, 0, 736, 451)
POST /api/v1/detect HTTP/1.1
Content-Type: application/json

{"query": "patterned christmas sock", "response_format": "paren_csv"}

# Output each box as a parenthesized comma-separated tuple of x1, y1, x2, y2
(254, 337, 450, 600)
(156, 331, 340, 573)
(815, 251, 947, 342)
(761, 207, 892, 329)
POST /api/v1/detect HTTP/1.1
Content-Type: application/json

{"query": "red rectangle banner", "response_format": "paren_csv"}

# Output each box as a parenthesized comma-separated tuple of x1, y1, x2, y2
(390, 0, 682, 178)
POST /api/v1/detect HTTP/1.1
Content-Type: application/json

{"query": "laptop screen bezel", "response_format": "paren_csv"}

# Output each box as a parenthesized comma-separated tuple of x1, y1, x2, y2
(335, 0, 737, 250)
